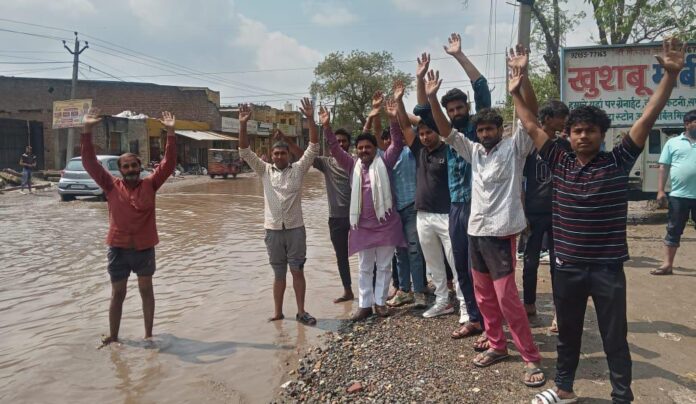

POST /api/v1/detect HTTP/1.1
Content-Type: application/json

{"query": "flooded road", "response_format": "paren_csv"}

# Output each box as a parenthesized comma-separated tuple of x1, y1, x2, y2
(0, 170, 357, 403)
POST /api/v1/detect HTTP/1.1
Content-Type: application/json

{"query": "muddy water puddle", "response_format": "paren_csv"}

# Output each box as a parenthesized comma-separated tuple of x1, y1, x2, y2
(0, 171, 356, 403)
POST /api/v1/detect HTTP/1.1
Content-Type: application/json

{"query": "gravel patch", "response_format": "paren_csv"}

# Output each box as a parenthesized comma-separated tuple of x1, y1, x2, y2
(275, 298, 559, 403)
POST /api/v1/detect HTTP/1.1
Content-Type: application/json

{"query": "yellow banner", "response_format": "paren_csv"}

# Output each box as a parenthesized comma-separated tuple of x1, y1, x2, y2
(52, 99, 92, 129)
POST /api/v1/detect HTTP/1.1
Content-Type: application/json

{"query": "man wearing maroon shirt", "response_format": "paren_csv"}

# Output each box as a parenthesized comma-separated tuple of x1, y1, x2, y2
(81, 108, 177, 347)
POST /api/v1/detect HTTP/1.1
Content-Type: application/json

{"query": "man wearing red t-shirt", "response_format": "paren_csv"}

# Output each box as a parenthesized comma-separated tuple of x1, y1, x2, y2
(81, 108, 177, 347)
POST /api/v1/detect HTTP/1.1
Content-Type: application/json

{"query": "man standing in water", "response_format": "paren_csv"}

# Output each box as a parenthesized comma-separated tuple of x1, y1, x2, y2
(279, 125, 354, 303)
(81, 108, 177, 346)
(239, 99, 320, 325)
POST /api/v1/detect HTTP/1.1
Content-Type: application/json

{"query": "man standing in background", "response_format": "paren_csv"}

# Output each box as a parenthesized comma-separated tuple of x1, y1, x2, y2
(19, 146, 37, 194)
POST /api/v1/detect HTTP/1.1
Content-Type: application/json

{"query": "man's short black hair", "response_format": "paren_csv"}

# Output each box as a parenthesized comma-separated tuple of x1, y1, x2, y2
(472, 108, 503, 129)
(684, 109, 696, 124)
(441, 88, 468, 108)
(272, 141, 290, 151)
(335, 128, 351, 140)
(381, 129, 391, 140)
(539, 100, 570, 124)
(355, 132, 377, 147)
(565, 106, 611, 135)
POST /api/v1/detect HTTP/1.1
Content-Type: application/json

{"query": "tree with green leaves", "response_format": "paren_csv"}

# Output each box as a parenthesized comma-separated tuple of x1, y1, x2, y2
(501, 71, 559, 122)
(310, 51, 413, 129)
(530, 0, 694, 91)
(530, 0, 586, 88)
(587, 0, 695, 44)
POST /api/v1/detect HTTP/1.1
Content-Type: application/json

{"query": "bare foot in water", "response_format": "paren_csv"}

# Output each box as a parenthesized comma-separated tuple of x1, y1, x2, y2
(268, 314, 285, 322)
(98, 335, 119, 349)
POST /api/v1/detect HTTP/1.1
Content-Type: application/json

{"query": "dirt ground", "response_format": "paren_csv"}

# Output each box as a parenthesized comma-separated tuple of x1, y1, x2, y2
(277, 204, 696, 403)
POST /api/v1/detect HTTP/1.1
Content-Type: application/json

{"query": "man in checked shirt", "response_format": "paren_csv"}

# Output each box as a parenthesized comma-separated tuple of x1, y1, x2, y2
(238, 99, 320, 326)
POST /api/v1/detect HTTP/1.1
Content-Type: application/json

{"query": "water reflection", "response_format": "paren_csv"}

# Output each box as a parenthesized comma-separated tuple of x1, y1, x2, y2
(0, 170, 352, 403)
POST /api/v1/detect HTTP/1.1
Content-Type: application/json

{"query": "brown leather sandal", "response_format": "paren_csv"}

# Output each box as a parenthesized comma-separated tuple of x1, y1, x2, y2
(451, 322, 483, 339)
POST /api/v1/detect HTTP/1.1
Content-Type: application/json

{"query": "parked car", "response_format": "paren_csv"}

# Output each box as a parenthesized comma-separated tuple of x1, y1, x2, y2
(58, 155, 149, 202)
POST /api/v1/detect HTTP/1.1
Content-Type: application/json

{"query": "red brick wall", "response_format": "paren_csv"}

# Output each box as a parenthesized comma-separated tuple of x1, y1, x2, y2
(0, 77, 221, 169)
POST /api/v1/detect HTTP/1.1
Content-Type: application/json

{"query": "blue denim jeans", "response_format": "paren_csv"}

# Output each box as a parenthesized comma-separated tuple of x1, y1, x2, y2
(395, 203, 425, 293)
(449, 202, 482, 323)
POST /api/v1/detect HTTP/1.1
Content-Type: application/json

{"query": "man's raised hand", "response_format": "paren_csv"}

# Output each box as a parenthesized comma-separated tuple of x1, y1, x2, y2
(318, 105, 331, 127)
(82, 107, 102, 132)
(299, 97, 315, 121)
(238, 104, 252, 123)
(443, 33, 462, 56)
(393, 80, 405, 101)
(508, 66, 524, 95)
(656, 37, 686, 75)
(425, 70, 442, 98)
(507, 44, 530, 72)
(159, 111, 176, 131)
(416, 52, 430, 79)
(273, 128, 287, 142)
(368, 91, 384, 118)
(385, 98, 398, 120)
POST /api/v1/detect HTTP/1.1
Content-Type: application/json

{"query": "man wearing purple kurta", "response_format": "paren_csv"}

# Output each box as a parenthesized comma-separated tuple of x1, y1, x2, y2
(319, 103, 406, 321)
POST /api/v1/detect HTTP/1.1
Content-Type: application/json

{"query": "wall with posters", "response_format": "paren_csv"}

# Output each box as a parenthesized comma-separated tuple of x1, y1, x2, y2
(561, 42, 696, 127)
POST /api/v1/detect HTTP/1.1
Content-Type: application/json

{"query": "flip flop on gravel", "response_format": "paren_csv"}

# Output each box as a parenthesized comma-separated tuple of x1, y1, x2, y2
(650, 267, 673, 276)
(473, 349, 510, 367)
(296, 312, 316, 326)
(523, 367, 547, 388)
(531, 388, 578, 404)
(473, 335, 490, 352)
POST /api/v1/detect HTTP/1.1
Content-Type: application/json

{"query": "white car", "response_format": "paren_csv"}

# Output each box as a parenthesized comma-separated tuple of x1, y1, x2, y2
(58, 155, 149, 201)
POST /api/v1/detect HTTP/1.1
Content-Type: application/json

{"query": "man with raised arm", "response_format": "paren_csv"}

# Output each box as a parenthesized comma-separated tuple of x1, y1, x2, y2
(319, 100, 406, 321)
(510, 38, 686, 404)
(427, 66, 545, 387)
(279, 123, 355, 304)
(412, 34, 491, 340)
(238, 99, 320, 326)
(506, 46, 572, 330)
(392, 77, 465, 322)
(81, 108, 177, 347)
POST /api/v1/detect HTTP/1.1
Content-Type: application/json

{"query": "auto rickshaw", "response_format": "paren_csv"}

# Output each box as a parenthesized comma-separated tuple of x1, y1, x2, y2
(207, 148, 242, 179)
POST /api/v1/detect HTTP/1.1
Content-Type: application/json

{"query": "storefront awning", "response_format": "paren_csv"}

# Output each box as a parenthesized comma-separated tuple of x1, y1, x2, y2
(175, 130, 238, 141)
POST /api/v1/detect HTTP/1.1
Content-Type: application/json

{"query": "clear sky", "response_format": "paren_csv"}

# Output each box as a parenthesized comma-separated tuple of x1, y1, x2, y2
(0, 0, 596, 113)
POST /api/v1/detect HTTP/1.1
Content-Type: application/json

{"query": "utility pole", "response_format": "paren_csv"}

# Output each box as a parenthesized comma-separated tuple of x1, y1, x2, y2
(512, 0, 534, 128)
(517, 0, 534, 48)
(63, 32, 88, 162)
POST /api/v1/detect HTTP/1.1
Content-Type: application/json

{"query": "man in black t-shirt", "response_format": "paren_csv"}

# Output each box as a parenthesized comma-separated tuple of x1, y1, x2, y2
(521, 101, 571, 321)
(19, 146, 37, 194)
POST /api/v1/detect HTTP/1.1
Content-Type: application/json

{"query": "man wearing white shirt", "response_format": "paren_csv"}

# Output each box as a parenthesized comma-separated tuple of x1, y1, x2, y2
(238, 99, 320, 326)
(426, 69, 544, 387)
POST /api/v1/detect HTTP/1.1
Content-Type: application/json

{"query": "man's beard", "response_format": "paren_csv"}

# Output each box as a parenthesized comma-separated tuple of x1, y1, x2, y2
(481, 137, 501, 150)
(124, 172, 139, 181)
(451, 115, 469, 131)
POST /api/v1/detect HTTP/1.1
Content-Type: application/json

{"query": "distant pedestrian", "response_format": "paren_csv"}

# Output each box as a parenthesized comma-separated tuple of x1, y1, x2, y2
(19, 146, 37, 194)
(654, 109, 696, 275)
